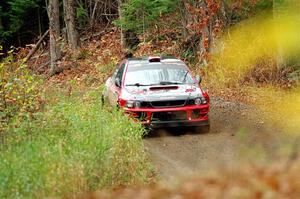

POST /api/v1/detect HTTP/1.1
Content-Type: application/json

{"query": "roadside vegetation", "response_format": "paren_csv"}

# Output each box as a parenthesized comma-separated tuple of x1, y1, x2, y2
(0, 0, 300, 198)
(0, 48, 43, 131)
(0, 83, 153, 198)
(85, 161, 300, 198)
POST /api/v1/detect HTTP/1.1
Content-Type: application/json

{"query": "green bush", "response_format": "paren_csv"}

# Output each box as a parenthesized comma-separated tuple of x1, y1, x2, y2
(0, 89, 153, 198)
(0, 47, 43, 131)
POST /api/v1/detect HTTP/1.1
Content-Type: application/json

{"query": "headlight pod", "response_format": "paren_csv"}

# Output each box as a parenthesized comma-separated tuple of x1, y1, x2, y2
(194, 98, 202, 105)
(126, 101, 134, 108)
(126, 100, 141, 108)
(134, 101, 141, 108)
(200, 97, 207, 104)
(194, 97, 207, 105)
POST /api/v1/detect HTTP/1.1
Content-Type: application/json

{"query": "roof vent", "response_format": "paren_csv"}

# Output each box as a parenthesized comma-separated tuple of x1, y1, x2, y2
(148, 56, 161, 63)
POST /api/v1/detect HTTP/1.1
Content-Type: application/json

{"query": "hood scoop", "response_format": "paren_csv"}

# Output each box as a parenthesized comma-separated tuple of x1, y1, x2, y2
(150, 86, 178, 91)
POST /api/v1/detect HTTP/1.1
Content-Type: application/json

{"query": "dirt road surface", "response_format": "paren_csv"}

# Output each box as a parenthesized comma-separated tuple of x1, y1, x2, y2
(144, 98, 294, 180)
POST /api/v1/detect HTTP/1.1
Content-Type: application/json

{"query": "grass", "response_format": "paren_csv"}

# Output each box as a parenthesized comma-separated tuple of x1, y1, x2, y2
(0, 87, 153, 198)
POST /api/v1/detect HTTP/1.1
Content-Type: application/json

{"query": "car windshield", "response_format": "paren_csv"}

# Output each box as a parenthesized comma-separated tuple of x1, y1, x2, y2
(124, 64, 195, 86)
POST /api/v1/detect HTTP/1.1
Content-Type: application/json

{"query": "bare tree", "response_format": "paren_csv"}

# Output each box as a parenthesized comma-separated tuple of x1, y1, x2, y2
(117, 0, 124, 47)
(63, 0, 78, 49)
(48, 0, 61, 75)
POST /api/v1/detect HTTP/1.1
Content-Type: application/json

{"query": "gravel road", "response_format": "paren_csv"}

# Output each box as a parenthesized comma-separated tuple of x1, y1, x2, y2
(144, 97, 291, 180)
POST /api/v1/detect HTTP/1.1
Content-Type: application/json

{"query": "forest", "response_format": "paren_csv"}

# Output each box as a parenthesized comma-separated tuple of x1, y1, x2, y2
(0, 0, 300, 198)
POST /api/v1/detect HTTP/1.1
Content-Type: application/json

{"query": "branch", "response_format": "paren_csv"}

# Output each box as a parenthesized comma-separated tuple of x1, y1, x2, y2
(23, 29, 49, 64)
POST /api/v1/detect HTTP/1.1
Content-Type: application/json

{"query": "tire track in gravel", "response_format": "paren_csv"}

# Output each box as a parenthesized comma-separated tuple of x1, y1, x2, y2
(143, 97, 287, 180)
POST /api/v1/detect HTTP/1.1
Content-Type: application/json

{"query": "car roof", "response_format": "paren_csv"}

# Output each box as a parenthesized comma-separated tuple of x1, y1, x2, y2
(127, 56, 187, 69)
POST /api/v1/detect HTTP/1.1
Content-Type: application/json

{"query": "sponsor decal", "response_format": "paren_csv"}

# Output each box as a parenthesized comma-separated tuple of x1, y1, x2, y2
(185, 87, 196, 93)
(128, 89, 147, 94)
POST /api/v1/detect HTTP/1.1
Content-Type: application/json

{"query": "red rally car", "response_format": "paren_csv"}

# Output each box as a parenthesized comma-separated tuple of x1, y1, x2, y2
(102, 56, 210, 131)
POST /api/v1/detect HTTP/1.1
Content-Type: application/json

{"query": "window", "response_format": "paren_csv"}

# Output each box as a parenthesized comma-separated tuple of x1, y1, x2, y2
(124, 64, 194, 86)
(113, 63, 126, 87)
(113, 63, 125, 80)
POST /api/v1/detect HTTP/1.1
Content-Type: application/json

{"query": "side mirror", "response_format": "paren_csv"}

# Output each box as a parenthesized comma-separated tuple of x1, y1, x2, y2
(115, 77, 121, 87)
(196, 75, 202, 84)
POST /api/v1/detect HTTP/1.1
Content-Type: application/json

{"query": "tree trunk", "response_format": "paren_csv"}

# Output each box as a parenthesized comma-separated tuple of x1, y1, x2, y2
(91, 0, 99, 26)
(63, 0, 78, 50)
(117, 0, 125, 47)
(117, 0, 139, 52)
(48, 0, 61, 75)
(178, 0, 188, 38)
(0, 17, 3, 30)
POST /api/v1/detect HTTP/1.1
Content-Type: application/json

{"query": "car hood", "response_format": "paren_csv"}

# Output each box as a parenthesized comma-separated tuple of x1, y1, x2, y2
(122, 84, 203, 101)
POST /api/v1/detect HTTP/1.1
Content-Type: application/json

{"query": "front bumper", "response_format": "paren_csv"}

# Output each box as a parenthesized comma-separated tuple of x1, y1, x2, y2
(144, 119, 209, 128)
(124, 104, 210, 128)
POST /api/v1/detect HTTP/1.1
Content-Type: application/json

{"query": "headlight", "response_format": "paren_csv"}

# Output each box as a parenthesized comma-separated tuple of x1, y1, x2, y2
(200, 97, 207, 104)
(126, 100, 134, 108)
(126, 100, 141, 108)
(194, 97, 207, 105)
(194, 98, 202, 105)
(134, 101, 141, 108)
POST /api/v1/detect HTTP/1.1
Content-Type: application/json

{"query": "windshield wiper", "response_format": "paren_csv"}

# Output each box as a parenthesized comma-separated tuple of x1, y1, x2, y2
(125, 83, 151, 87)
(181, 71, 189, 83)
(158, 71, 190, 85)
(159, 81, 181, 85)
(126, 81, 182, 87)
